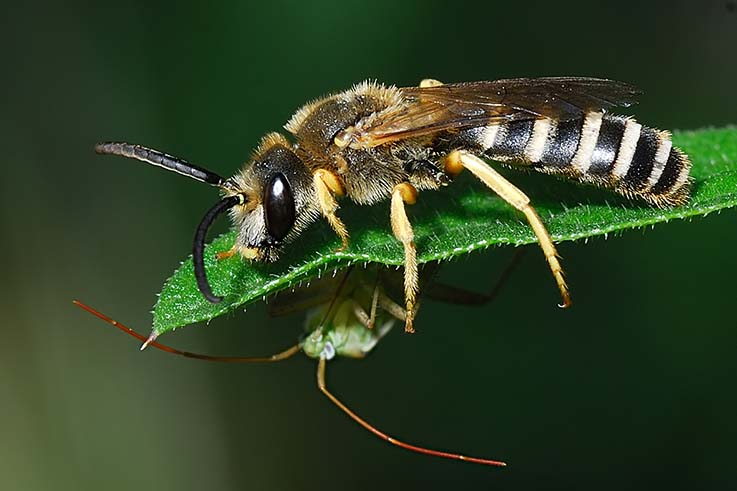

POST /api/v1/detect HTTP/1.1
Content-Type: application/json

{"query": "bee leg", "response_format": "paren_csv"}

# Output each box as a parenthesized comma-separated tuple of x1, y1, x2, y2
(419, 78, 444, 88)
(378, 290, 414, 322)
(445, 150, 571, 308)
(218, 245, 259, 261)
(215, 246, 237, 261)
(313, 169, 350, 251)
(390, 182, 419, 333)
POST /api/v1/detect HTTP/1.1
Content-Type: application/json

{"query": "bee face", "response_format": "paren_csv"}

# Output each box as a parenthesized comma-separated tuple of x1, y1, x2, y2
(227, 134, 318, 262)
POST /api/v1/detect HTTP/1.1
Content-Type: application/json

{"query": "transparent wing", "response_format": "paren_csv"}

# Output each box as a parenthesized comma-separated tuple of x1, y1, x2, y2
(355, 77, 640, 147)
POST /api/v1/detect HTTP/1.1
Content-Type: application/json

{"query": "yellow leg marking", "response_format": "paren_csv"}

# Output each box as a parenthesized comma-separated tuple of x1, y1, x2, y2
(442, 152, 465, 177)
(390, 183, 419, 333)
(314, 169, 349, 251)
(216, 246, 237, 261)
(315, 168, 346, 196)
(419, 78, 444, 88)
(219, 245, 259, 261)
(448, 150, 571, 308)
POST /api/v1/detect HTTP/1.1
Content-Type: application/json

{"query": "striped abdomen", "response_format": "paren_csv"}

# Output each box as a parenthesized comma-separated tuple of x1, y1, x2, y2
(467, 112, 691, 207)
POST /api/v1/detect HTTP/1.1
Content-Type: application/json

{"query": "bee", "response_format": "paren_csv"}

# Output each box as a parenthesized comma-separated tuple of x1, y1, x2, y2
(96, 77, 691, 332)
(75, 258, 521, 466)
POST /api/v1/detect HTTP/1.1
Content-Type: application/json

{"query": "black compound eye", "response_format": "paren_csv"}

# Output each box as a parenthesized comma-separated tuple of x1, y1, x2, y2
(263, 172, 296, 243)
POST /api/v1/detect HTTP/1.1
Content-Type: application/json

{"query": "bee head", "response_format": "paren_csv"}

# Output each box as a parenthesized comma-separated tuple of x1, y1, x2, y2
(95, 134, 318, 305)
(225, 133, 318, 263)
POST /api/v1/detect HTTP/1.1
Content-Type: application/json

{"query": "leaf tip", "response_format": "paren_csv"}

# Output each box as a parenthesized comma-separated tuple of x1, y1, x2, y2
(140, 331, 158, 351)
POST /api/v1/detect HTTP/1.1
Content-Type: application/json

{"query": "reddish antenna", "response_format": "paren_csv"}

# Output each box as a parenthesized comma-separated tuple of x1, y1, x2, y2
(73, 299, 506, 467)
(316, 357, 506, 466)
(72, 300, 300, 362)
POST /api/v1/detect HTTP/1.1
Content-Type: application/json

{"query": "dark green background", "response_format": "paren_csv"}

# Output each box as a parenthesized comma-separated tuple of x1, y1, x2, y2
(2, 1, 736, 489)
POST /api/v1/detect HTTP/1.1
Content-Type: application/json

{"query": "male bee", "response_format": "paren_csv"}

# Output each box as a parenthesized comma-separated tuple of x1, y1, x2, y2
(96, 78, 691, 332)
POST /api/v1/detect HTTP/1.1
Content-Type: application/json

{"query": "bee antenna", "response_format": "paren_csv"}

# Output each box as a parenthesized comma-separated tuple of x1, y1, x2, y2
(95, 142, 225, 186)
(194, 195, 245, 303)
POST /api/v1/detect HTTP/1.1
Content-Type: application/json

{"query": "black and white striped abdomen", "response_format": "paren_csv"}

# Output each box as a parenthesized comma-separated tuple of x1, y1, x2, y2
(468, 112, 691, 206)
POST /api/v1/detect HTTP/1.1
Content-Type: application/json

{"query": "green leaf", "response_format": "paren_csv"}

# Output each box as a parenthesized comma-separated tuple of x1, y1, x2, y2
(153, 127, 737, 335)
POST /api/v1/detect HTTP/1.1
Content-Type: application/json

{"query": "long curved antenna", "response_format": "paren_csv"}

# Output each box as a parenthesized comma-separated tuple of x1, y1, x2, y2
(95, 142, 225, 186)
(316, 357, 506, 467)
(194, 195, 244, 303)
(73, 300, 301, 362)
(96, 142, 245, 302)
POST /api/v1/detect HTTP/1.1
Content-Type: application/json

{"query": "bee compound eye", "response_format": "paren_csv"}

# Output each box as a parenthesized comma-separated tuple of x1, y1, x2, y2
(263, 172, 296, 242)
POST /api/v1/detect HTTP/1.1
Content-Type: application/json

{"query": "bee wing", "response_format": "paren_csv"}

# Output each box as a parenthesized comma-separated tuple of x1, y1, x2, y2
(356, 78, 640, 147)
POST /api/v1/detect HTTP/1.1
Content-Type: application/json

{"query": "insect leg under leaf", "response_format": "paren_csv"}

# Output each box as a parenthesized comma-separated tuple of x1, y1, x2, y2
(315, 356, 506, 466)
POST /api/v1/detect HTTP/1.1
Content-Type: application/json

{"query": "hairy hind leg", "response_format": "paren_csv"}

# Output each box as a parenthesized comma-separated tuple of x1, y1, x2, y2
(444, 150, 571, 308)
(390, 182, 419, 333)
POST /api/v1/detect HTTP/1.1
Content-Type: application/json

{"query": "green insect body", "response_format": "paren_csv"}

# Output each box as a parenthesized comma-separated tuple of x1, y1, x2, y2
(301, 299, 394, 360)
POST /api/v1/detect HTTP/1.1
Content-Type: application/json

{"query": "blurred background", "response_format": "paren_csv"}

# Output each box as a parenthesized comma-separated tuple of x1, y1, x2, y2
(2, 1, 736, 489)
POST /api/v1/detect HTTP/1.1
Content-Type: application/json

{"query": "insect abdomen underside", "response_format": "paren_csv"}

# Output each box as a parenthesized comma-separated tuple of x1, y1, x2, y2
(476, 112, 691, 206)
